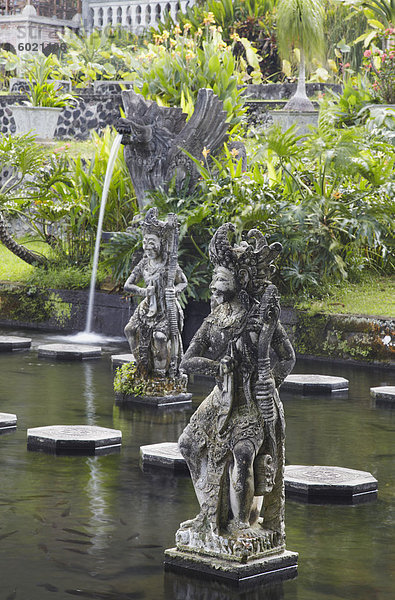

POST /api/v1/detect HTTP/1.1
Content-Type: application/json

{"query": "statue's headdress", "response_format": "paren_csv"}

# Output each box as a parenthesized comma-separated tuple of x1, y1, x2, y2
(142, 208, 178, 257)
(209, 223, 282, 301)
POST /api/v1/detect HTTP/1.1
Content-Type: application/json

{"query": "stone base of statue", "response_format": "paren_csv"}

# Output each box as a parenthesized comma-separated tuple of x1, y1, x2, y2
(114, 366, 192, 407)
(165, 521, 297, 584)
(115, 391, 192, 407)
(164, 546, 298, 585)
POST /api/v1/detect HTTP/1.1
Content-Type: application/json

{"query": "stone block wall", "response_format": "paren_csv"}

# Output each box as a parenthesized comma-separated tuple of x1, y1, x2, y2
(0, 82, 343, 140)
(0, 91, 123, 140)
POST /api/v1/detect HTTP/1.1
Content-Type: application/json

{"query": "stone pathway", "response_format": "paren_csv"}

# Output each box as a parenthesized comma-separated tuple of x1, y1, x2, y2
(284, 465, 377, 501)
(0, 412, 17, 431)
(37, 344, 101, 360)
(282, 374, 349, 394)
(0, 336, 32, 351)
(140, 442, 187, 471)
(27, 425, 122, 454)
(370, 386, 395, 406)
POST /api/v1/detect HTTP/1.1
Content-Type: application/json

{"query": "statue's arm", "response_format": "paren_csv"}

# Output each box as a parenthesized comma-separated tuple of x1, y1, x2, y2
(180, 322, 220, 378)
(173, 266, 188, 295)
(271, 322, 296, 387)
(124, 261, 147, 297)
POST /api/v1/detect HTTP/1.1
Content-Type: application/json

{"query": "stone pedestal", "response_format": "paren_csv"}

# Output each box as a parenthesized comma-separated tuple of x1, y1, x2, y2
(37, 344, 101, 360)
(27, 425, 121, 455)
(115, 391, 192, 408)
(111, 353, 135, 368)
(164, 547, 298, 585)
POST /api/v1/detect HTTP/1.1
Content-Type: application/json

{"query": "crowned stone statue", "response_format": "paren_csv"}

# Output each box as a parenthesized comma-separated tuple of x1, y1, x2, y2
(117, 208, 191, 404)
(165, 223, 298, 582)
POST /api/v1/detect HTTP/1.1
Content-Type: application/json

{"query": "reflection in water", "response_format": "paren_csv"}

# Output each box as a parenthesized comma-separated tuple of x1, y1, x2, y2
(83, 362, 114, 555)
(164, 570, 286, 600)
(86, 456, 114, 555)
(83, 362, 97, 426)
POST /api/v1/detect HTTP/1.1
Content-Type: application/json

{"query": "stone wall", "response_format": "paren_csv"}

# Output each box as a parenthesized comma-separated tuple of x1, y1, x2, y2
(282, 309, 395, 367)
(0, 283, 393, 366)
(0, 91, 124, 140)
(0, 82, 342, 140)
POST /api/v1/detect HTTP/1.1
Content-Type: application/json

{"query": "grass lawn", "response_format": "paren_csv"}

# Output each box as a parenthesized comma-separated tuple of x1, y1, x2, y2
(0, 241, 52, 283)
(295, 275, 395, 318)
(1, 242, 394, 317)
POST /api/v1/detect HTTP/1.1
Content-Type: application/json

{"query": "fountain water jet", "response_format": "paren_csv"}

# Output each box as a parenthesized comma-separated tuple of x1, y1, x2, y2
(84, 133, 123, 337)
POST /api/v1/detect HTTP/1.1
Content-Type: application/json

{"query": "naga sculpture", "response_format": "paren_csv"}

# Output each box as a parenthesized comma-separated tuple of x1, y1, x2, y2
(119, 208, 190, 402)
(116, 88, 229, 208)
(165, 223, 298, 579)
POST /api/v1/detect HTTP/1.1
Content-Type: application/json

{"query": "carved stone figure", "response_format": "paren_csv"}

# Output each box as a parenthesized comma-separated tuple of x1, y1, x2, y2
(116, 88, 229, 208)
(169, 223, 296, 567)
(124, 207, 187, 380)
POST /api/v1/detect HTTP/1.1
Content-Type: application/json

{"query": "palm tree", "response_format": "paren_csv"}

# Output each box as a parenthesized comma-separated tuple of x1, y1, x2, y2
(276, 0, 325, 111)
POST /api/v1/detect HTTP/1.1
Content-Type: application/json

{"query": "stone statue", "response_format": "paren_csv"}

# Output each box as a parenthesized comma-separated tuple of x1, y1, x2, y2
(124, 207, 187, 380)
(166, 223, 297, 573)
(116, 88, 229, 208)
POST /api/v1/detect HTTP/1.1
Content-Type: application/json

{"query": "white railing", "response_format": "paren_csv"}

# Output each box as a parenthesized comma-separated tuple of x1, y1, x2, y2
(88, 0, 191, 33)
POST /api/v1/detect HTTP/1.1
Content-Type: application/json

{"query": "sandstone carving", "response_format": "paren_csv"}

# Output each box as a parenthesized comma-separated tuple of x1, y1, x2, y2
(174, 223, 296, 561)
(116, 88, 229, 208)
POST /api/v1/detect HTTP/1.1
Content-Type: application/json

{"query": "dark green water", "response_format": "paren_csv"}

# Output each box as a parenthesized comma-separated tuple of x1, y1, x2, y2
(0, 328, 394, 600)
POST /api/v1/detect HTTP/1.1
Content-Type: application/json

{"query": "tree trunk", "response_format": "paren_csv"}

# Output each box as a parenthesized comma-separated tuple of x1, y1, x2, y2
(0, 212, 48, 267)
(285, 49, 315, 111)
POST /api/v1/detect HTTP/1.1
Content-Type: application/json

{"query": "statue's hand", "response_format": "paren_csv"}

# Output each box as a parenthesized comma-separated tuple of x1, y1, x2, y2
(219, 355, 235, 376)
(146, 285, 155, 297)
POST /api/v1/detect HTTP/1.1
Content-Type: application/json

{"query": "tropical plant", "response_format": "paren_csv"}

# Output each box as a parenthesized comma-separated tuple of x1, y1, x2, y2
(276, 0, 325, 110)
(57, 28, 135, 87)
(0, 51, 74, 107)
(132, 25, 261, 126)
(0, 133, 71, 266)
(362, 30, 395, 102)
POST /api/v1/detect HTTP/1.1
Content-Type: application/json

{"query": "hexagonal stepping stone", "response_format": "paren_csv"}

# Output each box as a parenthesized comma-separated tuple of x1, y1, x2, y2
(285, 465, 377, 502)
(27, 425, 121, 455)
(370, 386, 395, 406)
(111, 353, 135, 367)
(282, 374, 349, 394)
(0, 412, 17, 432)
(37, 343, 101, 360)
(0, 336, 32, 351)
(140, 442, 188, 472)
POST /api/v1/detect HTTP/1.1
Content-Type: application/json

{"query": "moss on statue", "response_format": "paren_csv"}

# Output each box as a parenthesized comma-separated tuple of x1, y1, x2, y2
(113, 361, 189, 398)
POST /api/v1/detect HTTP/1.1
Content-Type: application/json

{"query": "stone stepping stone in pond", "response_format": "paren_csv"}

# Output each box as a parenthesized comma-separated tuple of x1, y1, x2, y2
(282, 374, 349, 394)
(111, 353, 135, 367)
(0, 412, 17, 432)
(0, 336, 32, 351)
(370, 386, 395, 407)
(27, 425, 122, 455)
(37, 343, 101, 360)
(140, 442, 188, 472)
(284, 465, 377, 503)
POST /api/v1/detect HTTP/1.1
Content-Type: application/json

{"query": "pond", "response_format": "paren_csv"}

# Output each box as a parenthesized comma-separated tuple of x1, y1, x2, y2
(0, 327, 394, 600)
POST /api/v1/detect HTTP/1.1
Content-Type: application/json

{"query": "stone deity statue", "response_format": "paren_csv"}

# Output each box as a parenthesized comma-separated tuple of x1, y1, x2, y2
(123, 208, 187, 380)
(167, 223, 297, 571)
(116, 88, 229, 209)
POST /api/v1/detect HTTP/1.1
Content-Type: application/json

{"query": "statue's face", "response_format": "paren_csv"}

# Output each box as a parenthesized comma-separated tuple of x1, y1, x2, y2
(143, 234, 161, 259)
(210, 266, 237, 308)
